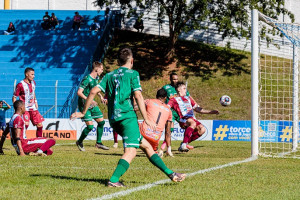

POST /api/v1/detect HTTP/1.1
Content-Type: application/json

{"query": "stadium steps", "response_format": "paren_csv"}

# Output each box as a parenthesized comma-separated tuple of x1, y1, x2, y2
(0, 10, 108, 118)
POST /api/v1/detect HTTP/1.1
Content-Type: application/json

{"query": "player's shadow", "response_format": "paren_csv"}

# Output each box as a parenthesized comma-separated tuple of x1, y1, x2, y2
(94, 152, 146, 157)
(31, 174, 107, 185)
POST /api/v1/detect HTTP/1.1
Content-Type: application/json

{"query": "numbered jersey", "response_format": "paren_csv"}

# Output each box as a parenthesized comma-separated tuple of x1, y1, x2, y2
(14, 80, 37, 111)
(168, 96, 198, 121)
(78, 74, 99, 108)
(140, 99, 172, 135)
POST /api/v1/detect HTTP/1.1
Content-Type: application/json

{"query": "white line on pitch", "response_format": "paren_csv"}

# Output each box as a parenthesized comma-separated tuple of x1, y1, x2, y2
(90, 156, 257, 200)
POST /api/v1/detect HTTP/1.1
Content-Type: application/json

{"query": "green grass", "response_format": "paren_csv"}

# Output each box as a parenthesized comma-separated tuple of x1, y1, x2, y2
(0, 140, 299, 200)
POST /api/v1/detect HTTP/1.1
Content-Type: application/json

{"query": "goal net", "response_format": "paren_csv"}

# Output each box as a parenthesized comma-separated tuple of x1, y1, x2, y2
(251, 10, 300, 158)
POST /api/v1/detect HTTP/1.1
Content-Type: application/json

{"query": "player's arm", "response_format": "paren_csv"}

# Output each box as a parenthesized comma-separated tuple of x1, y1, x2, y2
(34, 94, 38, 109)
(134, 91, 156, 130)
(165, 120, 172, 148)
(2, 100, 11, 109)
(12, 83, 21, 103)
(14, 128, 25, 156)
(77, 88, 97, 106)
(71, 86, 101, 119)
(194, 107, 219, 114)
(97, 92, 107, 104)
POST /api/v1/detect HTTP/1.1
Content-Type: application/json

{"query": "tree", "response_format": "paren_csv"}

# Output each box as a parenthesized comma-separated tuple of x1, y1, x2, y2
(94, 0, 294, 58)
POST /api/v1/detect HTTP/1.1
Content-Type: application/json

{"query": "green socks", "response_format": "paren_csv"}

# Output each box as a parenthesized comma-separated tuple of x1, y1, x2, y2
(78, 125, 94, 143)
(96, 121, 105, 144)
(110, 159, 130, 183)
(149, 154, 173, 175)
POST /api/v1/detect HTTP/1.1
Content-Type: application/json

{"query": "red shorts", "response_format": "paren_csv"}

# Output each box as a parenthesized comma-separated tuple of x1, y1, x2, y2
(139, 123, 162, 151)
(179, 118, 201, 129)
(24, 110, 44, 125)
(22, 137, 48, 153)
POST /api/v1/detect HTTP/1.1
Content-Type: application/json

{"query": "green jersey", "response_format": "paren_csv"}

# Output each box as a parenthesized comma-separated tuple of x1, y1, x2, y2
(98, 67, 142, 124)
(78, 74, 99, 108)
(162, 84, 190, 103)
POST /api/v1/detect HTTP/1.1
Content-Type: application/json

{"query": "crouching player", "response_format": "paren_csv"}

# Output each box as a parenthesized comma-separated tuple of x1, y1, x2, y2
(139, 88, 174, 157)
(168, 82, 219, 152)
(10, 100, 55, 156)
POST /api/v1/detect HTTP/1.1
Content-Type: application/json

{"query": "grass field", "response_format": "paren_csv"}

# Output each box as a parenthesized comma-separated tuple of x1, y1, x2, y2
(0, 140, 299, 200)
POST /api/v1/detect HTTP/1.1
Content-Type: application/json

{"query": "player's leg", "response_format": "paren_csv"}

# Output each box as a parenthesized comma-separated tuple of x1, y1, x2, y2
(23, 111, 30, 130)
(76, 109, 93, 151)
(113, 130, 118, 148)
(189, 123, 206, 143)
(30, 110, 45, 137)
(108, 119, 140, 187)
(0, 125, 9, 154)
(92, 106, 108, 150)
(140, 138, 185, 182)
(179, 118, 197, 152)
(38, 139, 56, 155)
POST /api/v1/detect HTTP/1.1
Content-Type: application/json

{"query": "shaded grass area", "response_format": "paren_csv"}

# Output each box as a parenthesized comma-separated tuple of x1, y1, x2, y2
(99, 30, 252, 120)
(0, 140, 299, 199)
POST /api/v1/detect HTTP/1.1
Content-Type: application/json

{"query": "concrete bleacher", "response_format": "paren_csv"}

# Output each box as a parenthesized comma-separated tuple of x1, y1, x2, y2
(0, 10, 107, 118)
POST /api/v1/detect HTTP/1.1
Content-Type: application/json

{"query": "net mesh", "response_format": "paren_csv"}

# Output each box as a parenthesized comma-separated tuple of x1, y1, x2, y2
(258, 12, 300, 158)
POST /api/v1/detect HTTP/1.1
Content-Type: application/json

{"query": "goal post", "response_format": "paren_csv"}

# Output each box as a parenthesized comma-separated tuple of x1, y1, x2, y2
(251, 9, 300, 158)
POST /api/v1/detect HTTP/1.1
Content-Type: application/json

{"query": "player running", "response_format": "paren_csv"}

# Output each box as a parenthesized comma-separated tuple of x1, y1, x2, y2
(13, 67, 44, 137)
(71, 48, 185, 187)
(9, 100, 55, 156)
(139, 88, 173, 155)
(76, 61, 109, 151)
(168, 81, 219, 152)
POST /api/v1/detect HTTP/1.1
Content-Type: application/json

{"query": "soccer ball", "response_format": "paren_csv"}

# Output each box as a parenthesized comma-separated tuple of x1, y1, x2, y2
(220, 95, 231, 106)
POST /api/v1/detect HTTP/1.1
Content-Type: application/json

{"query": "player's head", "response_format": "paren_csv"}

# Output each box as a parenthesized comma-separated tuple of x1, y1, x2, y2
(24, 67, 35, 82)
(175, 81, 186, 96)
(118, 48, 133, 68)
(0, 101, 3, 108)
(45, 11, 48, 15)
(13, 100, 25, 114)
(169, 72, 178, 86)
(92, 61, 103, 76)
(156, 88, 167, 101)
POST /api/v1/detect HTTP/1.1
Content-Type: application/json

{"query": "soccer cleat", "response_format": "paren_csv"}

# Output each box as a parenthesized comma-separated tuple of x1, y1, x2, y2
(186, 144, 194, 150)
(76, 141, 85, 151)
(95, 143, 109, 150)
(29, 152, 47, 157)
(158, 150, 164, 158)
(113, 143, 118, 148)
(166, 151, 174, 157)
(107, 181, 126, 187)
(178, 145, 189, 152)
(168, 172, 186, 182)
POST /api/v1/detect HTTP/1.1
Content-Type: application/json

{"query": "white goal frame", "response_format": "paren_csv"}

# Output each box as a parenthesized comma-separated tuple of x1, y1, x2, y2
(251, 9, 299, 158)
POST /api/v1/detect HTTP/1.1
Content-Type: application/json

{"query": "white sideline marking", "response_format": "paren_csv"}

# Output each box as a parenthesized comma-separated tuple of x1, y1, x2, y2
(90, 156, 257, 200)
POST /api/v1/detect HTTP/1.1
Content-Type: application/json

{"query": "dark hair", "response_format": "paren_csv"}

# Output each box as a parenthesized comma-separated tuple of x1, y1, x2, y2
(92, 61, 103, 70)
(24, 67, 34, 74)
(13, 100, 24, 110)
(169, 72, 178, 80)
(156, 88, 167, 99)
(118, 48, 133, 66)
(175, 81, 185, 91)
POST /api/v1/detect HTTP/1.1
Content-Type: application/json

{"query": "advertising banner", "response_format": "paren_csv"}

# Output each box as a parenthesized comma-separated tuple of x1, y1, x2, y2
(212, 120, 251, 141)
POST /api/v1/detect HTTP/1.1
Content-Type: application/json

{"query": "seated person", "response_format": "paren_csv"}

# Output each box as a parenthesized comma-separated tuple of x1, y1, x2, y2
(50, 13, 59, 30)
(89, 19, 100, 31)
(9, 100, 56, 156)
(133, 18, 144, 32)
(41, 11, 51, 30)
(72, 11, 84, 30)
(4, 22, 15, 35)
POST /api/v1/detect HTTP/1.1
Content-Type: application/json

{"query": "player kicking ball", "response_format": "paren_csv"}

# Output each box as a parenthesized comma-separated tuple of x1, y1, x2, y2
(71, 48, 185, 187)
(168, 82, 219, 152)
(9, 100, 55, 156)
(76, 61, 109, 151)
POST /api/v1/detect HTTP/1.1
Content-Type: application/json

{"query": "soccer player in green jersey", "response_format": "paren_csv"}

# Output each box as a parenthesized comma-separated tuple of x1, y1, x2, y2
(76, 61, 109, 151)
(71, 48, 186, 187)
(159, 72, 193, 157)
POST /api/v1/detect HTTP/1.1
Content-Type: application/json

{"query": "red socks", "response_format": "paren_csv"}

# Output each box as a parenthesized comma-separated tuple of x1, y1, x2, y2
(36, 126, 43, 137)
(183, 127, 194, 143)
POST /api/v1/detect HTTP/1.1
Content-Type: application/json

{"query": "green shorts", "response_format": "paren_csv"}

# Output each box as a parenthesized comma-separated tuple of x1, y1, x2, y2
(111, 118, 143, 148)
(79, 106, 103, 121)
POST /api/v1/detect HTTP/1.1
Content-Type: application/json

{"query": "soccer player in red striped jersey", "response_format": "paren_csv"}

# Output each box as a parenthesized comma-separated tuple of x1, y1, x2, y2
(168, 82, 219, 152)
(13, 68, 44, 137)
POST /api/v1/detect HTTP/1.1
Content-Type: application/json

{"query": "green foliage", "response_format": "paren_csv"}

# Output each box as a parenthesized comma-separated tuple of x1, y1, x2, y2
(94, 0, 294, 56)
